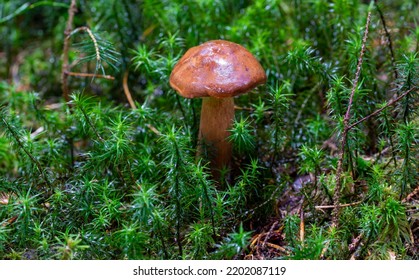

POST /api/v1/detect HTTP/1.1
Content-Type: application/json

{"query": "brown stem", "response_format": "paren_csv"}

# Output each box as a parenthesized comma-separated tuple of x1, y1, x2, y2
(123, 70, 136, 109)
(198, 97, 234, 180)
(332, 9, 372, 227)
(61, 0, 77, 103)
(402, 185, 419, 203)
(315, 200, 362, 210)
(65, 71, 115, 80)
(121, 71, 161, 136)
(349, 232, 364, 258)
(347, 87, 416, 130)
(299, 207, 305, 243)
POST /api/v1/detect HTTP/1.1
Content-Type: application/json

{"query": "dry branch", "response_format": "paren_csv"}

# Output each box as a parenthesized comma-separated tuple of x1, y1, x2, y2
(332, 9, 372, 227)
(320, 7, 373, 259)
(121, 71, 161, 135)
(315, 200, 362, 210)
(402, 185, 419, 203)
(123, 70, 137, 109)
(65, 71, 115, 80)
(347, 87, 417, 130)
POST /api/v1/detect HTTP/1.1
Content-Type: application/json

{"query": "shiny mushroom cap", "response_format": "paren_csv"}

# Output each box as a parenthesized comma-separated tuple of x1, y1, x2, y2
(169, 40, 266, 98)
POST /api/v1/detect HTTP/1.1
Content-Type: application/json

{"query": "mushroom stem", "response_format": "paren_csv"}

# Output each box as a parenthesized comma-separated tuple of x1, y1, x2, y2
(198, 96, 235, 179)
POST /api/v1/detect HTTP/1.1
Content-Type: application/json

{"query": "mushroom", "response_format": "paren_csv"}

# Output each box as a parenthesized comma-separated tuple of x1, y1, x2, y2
(169, 40, 266, 179)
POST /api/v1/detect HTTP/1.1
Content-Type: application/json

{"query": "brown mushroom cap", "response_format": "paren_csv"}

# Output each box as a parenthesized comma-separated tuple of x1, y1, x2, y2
(169, 40, 266, 98)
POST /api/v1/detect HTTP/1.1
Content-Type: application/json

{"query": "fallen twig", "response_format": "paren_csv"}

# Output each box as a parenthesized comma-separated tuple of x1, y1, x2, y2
(262, 221, 279, 247)
(234, 105, 253, 111)
(402, 185, 419, 203)
(264, 242, 288, 253)
(65, 71, 115, 80)
(315, 200, 362, 210)
(123, 70, 137, 109)
(299, 207, 305, 243)
(349, 232, 364, 259)
(121, 70, 161, 136)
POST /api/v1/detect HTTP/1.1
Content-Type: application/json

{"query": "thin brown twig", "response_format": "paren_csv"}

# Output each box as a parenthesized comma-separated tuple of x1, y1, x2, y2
(349, 232, 364, 259)
(146, 124, 162, 136)
(332, 8, 372, 227)
(122, 70, 162, 136)
(299, 207, 305, 243)
(402, 185, 419, 203)
(1, 216, 17, 227)
(315, 200, 362, 210)
(262, 221, 279, 247)
(65, 71, 115, 80)
(264, 242, 288, 253)
(250, 230, 288, 255)
(61, 1, 77, 169)
(61, 0, 77, 103)
(347, 87, 416, 130)
(234, 105, 253, 111)
(320, 7, 373, 260)
(120, 70, 161, 135)
(123, 70, 137, 109)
